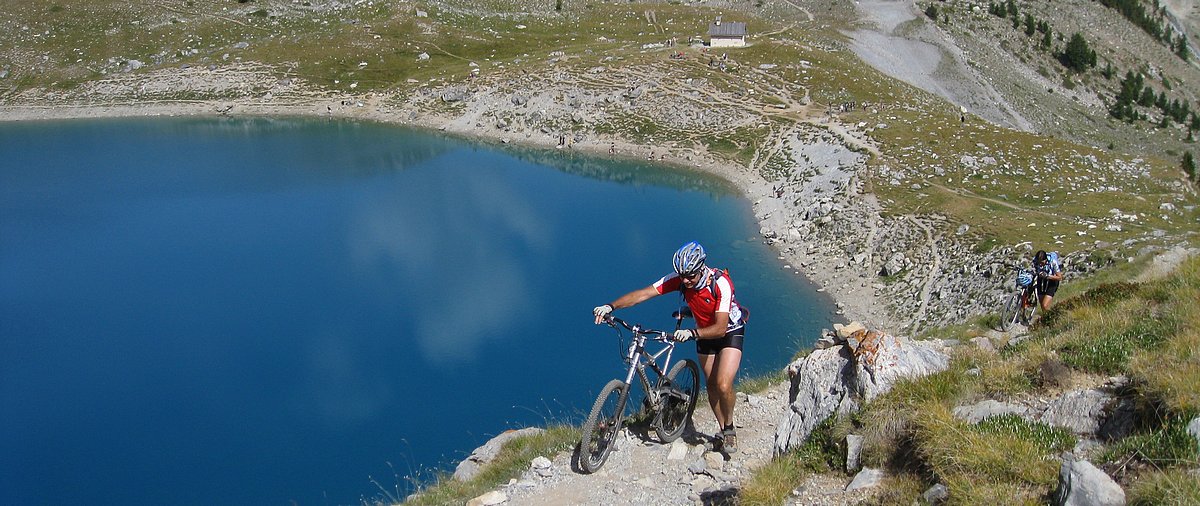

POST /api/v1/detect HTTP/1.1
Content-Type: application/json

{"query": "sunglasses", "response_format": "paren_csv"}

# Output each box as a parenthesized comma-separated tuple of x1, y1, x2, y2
(680, 270, 703, 281)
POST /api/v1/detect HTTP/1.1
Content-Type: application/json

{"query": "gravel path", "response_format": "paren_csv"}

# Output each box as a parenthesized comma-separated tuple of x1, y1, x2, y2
(494, 381, 867, 506)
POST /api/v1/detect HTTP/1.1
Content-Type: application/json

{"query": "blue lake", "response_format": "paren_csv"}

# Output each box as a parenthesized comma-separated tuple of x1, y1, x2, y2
(0, 118, 837, 505)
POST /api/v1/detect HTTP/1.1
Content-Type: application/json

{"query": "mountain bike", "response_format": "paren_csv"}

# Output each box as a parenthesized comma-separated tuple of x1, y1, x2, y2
(998, 268, 1037, 331)
(577, 314, 701, 474)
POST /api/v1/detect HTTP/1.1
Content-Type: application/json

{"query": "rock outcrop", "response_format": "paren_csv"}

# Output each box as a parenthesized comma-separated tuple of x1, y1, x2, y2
(454, 428, 545, 481)
(774, 326, 950, 454)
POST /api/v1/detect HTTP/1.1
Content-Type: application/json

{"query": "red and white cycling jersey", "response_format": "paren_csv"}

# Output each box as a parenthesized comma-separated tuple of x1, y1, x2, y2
(654, 267, 745, 332)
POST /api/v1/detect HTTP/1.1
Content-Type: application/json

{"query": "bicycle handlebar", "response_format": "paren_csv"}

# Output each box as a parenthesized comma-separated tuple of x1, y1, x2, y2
(602, 315, 671, 340)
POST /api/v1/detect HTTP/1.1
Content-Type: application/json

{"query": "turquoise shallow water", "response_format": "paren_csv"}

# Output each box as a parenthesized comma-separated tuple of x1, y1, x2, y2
(0, 117, 837, 505)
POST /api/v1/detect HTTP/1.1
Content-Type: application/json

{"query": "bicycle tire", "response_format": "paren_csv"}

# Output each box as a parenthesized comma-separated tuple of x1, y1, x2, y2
(1021, 295, 1037, 326)
(653, 359, 700, 443)
(578, 379, 628, 473)
(999, 292, 1021, 331)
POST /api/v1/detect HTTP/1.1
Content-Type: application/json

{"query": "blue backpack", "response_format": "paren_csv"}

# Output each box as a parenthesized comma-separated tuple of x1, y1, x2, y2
(1040, 252, 1061, 276)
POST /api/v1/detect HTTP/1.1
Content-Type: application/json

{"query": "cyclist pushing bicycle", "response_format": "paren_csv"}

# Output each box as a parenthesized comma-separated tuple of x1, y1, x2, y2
(593, 241, 747, 454)
(1033, 250, 1063, 313)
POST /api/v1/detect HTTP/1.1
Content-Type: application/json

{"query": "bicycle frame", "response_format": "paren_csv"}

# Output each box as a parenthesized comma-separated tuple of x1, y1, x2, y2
(999, 269, 1039, 331)
(625, 332, 674, 399)
(606, 318, 676, 407)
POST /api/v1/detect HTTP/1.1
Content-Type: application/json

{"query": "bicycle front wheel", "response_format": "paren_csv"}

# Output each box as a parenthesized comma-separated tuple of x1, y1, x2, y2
(653, 359, 700, 443)
(998, 292, 1021, 331)
(578, 379, 628, 473)
(1021, 296, 1037, 326)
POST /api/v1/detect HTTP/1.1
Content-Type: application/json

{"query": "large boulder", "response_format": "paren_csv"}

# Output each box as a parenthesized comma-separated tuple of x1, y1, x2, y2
(1040, 389, 1113, 437)
(453, 427, 545, 481)
(774, 330, 949, 454)
(847, 330, 950, 402)
(774, 346, 856, 454)
(1052, 454, 1125, 506)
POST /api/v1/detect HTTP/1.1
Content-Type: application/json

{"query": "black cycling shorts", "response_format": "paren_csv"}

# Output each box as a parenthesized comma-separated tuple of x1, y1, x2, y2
(697, 327, 745, 355)
(1037, 279, 1060, 298)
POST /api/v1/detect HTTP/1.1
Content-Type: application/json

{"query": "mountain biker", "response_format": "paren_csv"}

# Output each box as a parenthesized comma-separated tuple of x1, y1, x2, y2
(592, 241, 747, 454)
(1033, 250, 1063, 313)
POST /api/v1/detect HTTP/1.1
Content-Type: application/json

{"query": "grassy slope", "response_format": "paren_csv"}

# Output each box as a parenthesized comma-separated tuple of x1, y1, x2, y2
(743, 254, 1200, 505)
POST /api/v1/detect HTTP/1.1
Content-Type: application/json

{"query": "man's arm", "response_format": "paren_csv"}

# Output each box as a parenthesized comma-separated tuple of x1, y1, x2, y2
(610, 285, 661, 310)
(695, 311, 730, 339)
(595, 286, 661, 324)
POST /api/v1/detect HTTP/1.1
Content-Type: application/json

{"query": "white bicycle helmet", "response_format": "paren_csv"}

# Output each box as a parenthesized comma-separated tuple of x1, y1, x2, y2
(672, 242, 708, 280)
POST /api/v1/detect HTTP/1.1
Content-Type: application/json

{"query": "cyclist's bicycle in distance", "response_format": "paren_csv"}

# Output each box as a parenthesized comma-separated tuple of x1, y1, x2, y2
(577, 313, 701, 473)
(998, 268, 1038, 331)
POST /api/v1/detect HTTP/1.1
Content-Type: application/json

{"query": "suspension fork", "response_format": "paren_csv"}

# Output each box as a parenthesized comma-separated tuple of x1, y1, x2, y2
(622, 336, 659, 406)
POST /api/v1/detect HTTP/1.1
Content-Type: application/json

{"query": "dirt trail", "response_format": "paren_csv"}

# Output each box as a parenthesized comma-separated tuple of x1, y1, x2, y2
(907, 216, 941, 332)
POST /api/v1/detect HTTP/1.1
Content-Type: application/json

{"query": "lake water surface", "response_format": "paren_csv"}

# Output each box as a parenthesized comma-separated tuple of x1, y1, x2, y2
(0, 118, 836, 505)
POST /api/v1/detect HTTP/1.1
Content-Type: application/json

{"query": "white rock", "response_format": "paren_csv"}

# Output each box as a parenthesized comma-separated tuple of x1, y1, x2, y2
(667, 440, 689, 460)
(466, 490, 507, 506)
(845, 468, 885, 491)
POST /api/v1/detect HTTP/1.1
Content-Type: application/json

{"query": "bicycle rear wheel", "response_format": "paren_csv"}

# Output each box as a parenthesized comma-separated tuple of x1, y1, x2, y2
(653, 359, 700, 443)
(998, 292, 1021, 331)
(578, 379, 628, 473)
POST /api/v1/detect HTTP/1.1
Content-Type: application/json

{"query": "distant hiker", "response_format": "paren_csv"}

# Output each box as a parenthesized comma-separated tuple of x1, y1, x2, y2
(1033, 250, 1063, 313)
(593, 242, 748, 454)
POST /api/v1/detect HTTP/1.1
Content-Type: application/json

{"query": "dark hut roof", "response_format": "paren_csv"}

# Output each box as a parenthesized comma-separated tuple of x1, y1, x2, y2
(708, 21, 747, 37)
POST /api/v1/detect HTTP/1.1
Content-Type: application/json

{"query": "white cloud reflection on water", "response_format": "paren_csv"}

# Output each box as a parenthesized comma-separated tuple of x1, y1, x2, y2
(302, 330, 396, 424)
(348, 155, 551, 367)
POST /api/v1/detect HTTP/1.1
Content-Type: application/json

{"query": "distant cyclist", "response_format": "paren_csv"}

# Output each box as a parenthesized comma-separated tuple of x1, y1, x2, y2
(1033, 250, 1063, 313)
(593, 242, 748, 454)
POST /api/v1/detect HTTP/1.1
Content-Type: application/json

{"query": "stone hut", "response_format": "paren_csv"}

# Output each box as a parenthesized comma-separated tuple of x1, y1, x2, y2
(708, 17, 747, 48)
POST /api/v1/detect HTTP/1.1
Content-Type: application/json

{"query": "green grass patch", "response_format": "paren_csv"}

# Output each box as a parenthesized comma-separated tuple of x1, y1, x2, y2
(740, 418, 839, 505)
(974, 414, 1076, 454)
(737, 369, 786, 395)
(1057, 307, 1176, 374)
(401, 425, 579, 506)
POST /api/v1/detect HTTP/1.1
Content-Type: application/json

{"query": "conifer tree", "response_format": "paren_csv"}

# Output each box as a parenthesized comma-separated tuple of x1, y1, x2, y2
(1139, 87, 1156, 107)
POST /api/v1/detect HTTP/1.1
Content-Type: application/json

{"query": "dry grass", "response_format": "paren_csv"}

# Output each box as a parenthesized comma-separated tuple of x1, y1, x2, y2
(913, 404, 1059, 501)
(1128, 468, 1200, 505)
(1128, 256, 1200, 413)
